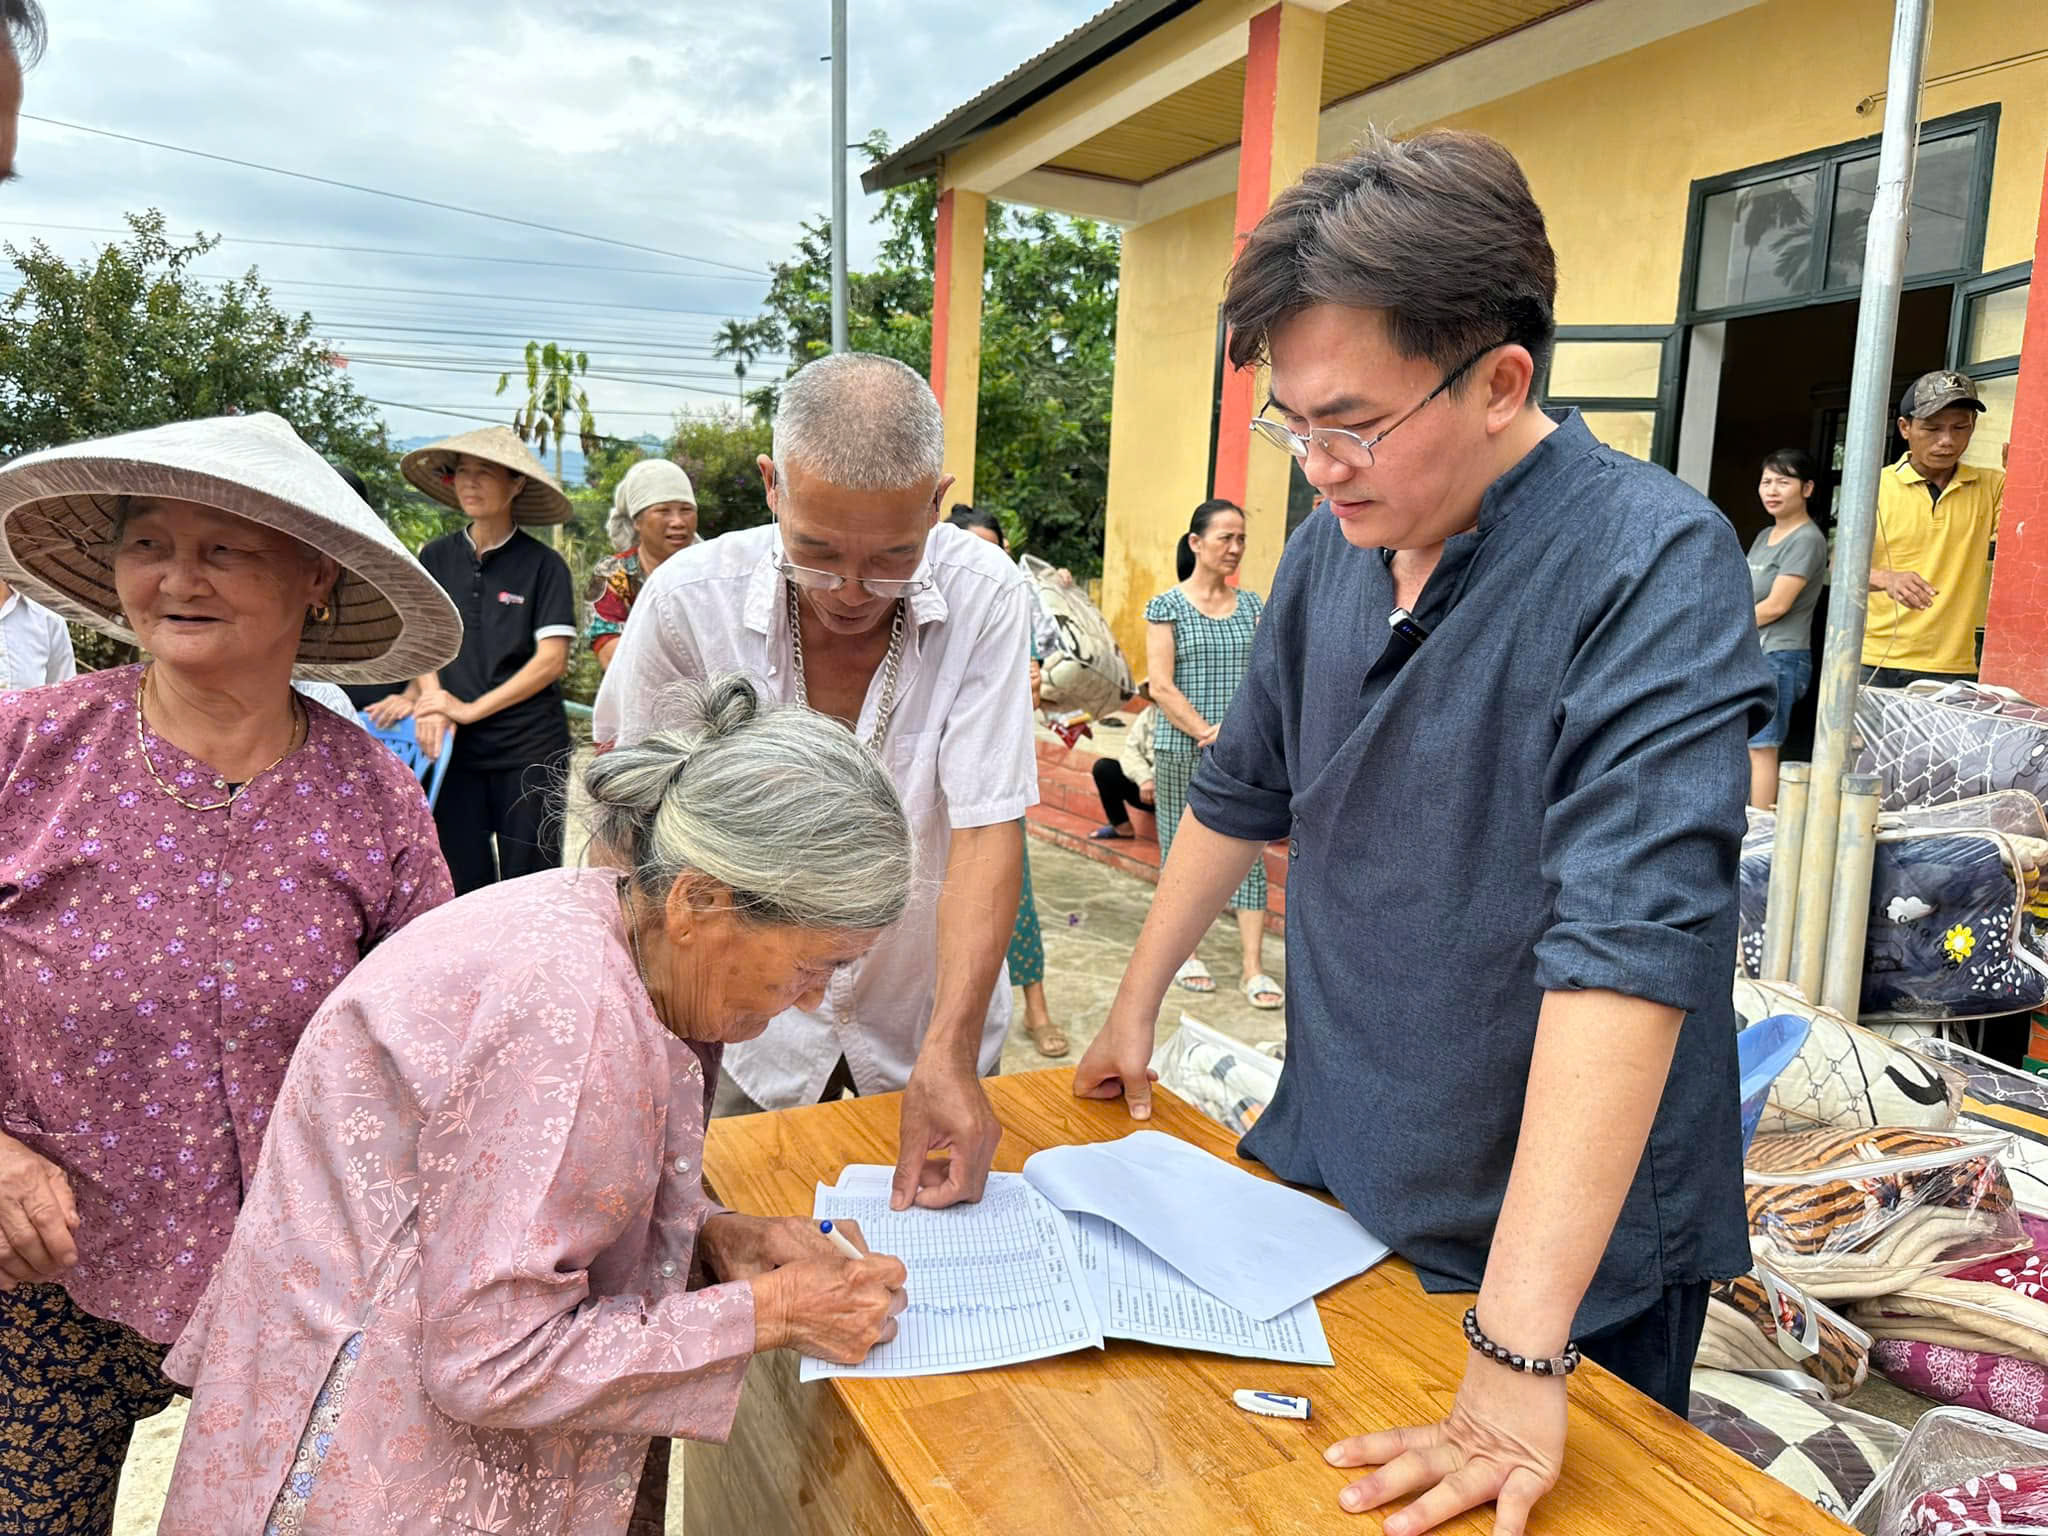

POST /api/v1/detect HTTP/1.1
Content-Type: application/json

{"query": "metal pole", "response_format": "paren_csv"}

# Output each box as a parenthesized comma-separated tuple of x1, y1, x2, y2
(830, 0, 850, 354)
(1790, 0, 1932, 1001)
(1821, 775, 1884, 1018)
(1761, 762, 1810, 982)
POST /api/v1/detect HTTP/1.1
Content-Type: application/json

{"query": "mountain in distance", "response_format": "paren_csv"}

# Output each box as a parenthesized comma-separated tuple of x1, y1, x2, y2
(388, 434, 666, 489)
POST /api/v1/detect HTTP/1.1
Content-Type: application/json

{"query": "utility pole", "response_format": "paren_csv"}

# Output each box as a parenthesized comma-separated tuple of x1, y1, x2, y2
(1788, 0, 1932, 1006)
(830, 0, 850, 354)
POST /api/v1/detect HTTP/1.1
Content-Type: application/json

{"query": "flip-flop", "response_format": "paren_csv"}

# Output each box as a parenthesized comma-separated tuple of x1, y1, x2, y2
(1242, 973, 1285, 1010)
(1090, 824, 1134, 840)
(1175, 957, 1216, 994)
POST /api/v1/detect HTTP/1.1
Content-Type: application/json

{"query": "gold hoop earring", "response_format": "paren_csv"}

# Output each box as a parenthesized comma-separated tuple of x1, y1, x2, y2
(309, 601, 333, 624)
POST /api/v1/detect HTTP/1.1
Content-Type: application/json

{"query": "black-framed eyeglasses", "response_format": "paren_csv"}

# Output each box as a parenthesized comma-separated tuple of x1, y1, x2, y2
(778, 559, 934, 601)
(1249, 341, 1506, 470)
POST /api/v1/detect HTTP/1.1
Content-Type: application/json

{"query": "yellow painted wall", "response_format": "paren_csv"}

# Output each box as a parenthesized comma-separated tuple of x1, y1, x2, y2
(1098, 0, 2048, 654)
(1100, 192, 1238, 674)
(1440, 0, 2048, 325)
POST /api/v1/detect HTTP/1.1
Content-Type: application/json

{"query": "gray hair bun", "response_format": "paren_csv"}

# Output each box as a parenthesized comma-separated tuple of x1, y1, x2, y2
(582, 674, 912, 932)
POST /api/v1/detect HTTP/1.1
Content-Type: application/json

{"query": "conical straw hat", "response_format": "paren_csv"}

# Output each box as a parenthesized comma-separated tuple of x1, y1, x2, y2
(400, 425, 573, 527)
(0, 413, 463, 684)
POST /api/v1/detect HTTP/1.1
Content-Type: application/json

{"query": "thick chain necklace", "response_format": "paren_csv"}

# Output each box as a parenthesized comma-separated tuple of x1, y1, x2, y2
(134, 665, 306, 812)
(787, 580, 905, 752)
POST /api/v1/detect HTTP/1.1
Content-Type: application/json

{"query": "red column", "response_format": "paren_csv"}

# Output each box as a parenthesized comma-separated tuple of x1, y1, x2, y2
(1981, 156, 2048, 699)
(1209, 4, 1284, 512)
(929, 187, 957, 405)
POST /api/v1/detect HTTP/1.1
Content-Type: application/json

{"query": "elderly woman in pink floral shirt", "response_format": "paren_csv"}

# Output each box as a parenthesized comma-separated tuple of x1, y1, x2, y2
(0, 415, 462, 1535)
(161, 676, 912, 1535)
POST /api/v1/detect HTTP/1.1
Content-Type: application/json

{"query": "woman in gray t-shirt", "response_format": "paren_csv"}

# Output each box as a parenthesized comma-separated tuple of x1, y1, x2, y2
(1747, 447, 1829, 808)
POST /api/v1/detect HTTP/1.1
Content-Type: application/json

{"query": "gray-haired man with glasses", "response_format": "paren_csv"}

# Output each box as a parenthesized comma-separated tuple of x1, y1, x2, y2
(594, 351, 1037, 1213)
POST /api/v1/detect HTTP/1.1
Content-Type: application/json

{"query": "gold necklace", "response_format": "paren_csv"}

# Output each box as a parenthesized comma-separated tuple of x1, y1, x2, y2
(134, 666, 306, 812)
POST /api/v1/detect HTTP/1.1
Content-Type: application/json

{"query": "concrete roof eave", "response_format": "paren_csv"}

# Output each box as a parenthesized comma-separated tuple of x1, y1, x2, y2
(862, 0, 1202, 195)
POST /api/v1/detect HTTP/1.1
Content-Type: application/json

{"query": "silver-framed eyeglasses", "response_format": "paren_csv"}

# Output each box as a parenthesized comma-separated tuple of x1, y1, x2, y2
(1248, 341, 1505, 470)
(777, 559, 934, 602)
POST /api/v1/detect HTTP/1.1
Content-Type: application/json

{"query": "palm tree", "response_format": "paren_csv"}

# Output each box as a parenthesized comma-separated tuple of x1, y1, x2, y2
(713, 319, 778, 407)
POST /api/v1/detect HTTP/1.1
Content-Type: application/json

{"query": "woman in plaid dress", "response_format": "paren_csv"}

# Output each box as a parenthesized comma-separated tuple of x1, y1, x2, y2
(1144, 500, 1282, 1008)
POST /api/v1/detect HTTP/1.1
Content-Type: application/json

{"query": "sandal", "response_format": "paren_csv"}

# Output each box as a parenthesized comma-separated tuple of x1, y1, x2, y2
(1175, 957, 1216, 994)
(1027, 1016, 1071, 1058)
(1242, 973, 1284, 1010)
(1091, 824, 1134, 840)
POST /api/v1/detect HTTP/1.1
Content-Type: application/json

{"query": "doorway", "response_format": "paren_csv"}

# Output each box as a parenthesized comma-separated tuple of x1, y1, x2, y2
(1702, 287, 1955, 765)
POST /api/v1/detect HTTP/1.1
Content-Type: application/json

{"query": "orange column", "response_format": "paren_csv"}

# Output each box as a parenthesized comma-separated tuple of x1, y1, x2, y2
(1981, 158, 2048, 698)
(1211, 3, 1325, 584)
(929, 181, 988, 503)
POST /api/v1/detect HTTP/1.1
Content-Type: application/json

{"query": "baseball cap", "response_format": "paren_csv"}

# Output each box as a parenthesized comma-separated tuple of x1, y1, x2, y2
(1899, 370, 1986, 420)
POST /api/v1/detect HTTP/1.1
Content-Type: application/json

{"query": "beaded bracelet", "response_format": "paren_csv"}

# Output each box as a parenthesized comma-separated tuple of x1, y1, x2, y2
(1462, 1308, 1581, 1378)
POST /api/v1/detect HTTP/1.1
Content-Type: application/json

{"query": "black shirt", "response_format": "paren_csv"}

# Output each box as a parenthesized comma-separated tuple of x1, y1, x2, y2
(418, 527, 575, 771)
(1190, 412, 1775, 1334)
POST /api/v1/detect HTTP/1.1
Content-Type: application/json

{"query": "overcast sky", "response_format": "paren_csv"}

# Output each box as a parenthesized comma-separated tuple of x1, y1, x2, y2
(5, 0, 1102, 454)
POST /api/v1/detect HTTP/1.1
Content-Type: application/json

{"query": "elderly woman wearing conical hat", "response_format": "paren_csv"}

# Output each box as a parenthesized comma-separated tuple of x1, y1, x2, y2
(389, 426, 579, 894)
(586, 458, 698, 671)
(0, 411, 463, 1528)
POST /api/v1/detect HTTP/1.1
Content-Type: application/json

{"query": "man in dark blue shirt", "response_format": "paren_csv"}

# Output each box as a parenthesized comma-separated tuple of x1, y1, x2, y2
(1076, 130, 1771, 1536)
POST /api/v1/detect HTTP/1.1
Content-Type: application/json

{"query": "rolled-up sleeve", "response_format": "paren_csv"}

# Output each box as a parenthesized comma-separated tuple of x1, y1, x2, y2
(1187, 556, 1302, 845)
(936, 575, 1038, 828)
(1533, 514, 1773, 1014)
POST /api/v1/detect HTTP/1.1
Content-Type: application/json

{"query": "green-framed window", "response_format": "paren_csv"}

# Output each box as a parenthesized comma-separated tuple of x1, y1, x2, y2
(1544, 327, 1682, 467)
(1950, 261, 2030, 471)
(1679, 106, 1998, 323)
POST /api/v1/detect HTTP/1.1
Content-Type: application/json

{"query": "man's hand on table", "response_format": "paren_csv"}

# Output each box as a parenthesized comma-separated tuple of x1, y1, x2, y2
(890, 1060, 1002, 1211)
(1073, 1002, 1160, 1120)
(1326, 1354, 1565, 1536)
(699, 1212, 873, 1284)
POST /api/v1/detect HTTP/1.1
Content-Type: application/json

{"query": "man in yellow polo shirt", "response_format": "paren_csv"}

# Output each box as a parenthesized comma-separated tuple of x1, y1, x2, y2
(1863, 369, 2007, 687)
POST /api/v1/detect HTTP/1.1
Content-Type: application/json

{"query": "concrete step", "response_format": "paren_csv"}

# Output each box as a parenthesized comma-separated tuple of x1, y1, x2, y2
(1025, 802, 1287, 936)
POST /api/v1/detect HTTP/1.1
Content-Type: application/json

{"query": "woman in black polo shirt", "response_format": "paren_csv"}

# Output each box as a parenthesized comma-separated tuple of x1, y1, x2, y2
(397, 427, 578, 892)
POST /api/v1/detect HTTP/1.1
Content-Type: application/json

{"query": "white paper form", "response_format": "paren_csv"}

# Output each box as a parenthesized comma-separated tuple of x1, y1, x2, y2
(1022, 1131, 1390, 1321)
(800, 1168, 1104, 1382)
(1069, 1212, 1334, 1366)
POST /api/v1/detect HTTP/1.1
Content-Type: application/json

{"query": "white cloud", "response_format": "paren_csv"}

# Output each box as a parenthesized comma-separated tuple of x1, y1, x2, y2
(4, 0, 1102, 450)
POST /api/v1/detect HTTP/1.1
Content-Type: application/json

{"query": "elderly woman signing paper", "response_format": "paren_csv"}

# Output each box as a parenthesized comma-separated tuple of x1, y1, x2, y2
(0, 414, 461, 1534)
(159, 676, 912, 1536)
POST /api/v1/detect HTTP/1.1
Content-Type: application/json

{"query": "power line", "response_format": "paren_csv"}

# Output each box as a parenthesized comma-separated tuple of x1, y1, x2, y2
(342, 358, 735, 397)
(311, 322, 789, 358)
(0, 220, 773, 281)
(376, 401, 693, 420)
(190, 271, 772, 319)
(19, 115, 772, 276)
(361, 397, 678, 443)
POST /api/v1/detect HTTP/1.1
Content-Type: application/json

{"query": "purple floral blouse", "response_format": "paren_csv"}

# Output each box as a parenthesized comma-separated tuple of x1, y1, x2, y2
(0, 665, 452, 1343)
(160, 868, 755, 1536)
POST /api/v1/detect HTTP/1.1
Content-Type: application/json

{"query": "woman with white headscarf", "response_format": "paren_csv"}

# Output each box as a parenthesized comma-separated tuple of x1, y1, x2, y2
(586, 459, 699, 669)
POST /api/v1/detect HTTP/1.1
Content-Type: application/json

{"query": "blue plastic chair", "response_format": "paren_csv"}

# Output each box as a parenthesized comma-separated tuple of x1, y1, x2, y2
(359, 714, 454, 809)
(1737, 1013, 1813, 1155)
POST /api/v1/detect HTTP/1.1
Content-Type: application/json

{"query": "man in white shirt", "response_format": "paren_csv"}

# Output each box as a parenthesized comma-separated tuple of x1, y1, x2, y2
(0, 576, 74, 690)
(595, 352, 1037, 1211)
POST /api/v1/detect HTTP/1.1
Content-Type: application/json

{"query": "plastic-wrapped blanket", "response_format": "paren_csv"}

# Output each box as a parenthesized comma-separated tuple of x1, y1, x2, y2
(1876, 1407, 2048, 1535)
(1872, 1339, 2048, 1434)
(1021, 555, 1133, 723)
(1739, 794, 2048, 1021)
(1745, 1127, 2025, 1299)
(1688, 1368, 1905, 1522)
(1735, 977, 1964, 1135)
(1857, 682, 2048, 812)
(1699, 1264, 1872, 1398)
(1852, 1214, 2048, 1367)
(1913, 1037, 2048, 1218)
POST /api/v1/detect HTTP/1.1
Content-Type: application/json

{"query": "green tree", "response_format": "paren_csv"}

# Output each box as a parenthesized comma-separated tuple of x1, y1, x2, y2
(750, 134, 1119, 574)
(496, 340, 598, 486)
(0, 210, 421, 666)
(666, 410, 774, 541)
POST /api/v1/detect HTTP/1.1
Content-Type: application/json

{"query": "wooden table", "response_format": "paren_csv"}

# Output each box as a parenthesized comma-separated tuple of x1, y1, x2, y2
(684, 1070, 1847, 1535)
